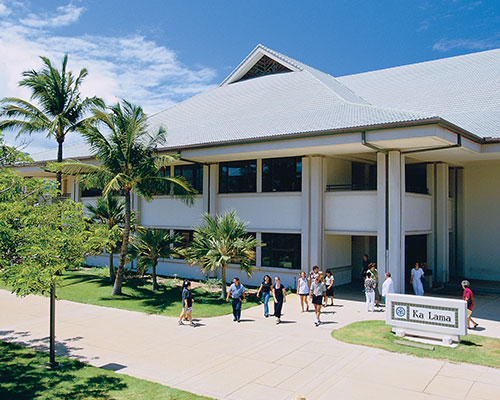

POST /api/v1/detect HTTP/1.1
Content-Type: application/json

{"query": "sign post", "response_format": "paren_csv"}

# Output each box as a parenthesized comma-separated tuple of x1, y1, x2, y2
(386, 294, 467, 346)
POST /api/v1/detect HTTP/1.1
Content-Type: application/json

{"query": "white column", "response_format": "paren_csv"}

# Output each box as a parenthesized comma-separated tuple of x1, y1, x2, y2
(376, 153, 387, 282)
(387, 151, 405, 293)
(435, 163, 450, 284)
(131, 192, 141, 225)
(202, 165, 209, 213)
(256, 158, 262, 193)
(70, 178, 80, 202)
(256, 232, 262, 267)
(301, 157, 310, 271)
(309, 156, 324, 268)
(209, 164, 218, 216)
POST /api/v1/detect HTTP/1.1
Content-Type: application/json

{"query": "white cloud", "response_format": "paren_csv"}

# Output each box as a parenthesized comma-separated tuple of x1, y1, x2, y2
(20, 3, 84, 28)
(0, 3, 10, 16)
(0, 1, 217, 154)
(432, 38, 500, 52)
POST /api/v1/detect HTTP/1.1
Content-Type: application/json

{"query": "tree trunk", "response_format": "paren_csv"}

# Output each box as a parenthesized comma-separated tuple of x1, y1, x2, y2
(112, 189, 131, 295)
(221, 263, 227, 299)
(48, 136, 63, 368)
(152, 260, 158, 291)
(109, 252, 115, 283)
(56, 139, 63, 189)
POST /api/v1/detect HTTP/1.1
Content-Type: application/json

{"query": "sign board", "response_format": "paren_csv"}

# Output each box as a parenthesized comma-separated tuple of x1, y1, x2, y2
(386, 294, 467, 345)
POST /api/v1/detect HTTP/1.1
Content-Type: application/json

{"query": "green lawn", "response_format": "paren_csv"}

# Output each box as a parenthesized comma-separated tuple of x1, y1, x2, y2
(332, 320, 500, 369)
(1, 268, 260, 318)
(0, 340, 211, 400)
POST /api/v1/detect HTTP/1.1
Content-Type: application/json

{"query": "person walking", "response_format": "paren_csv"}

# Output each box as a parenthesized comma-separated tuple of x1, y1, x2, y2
(324, 270, 335, 306)
(361, 254, 370, 277)
(226, 277, 245, 322)
(369, 263, 380, 306)
(462, 280, 479, 329)
(257, 275, 272, 317)
(410, 262, 425, 296)
(364, 272, 376, 312)
(309, 265, 321, 282)
(178, 281, 195, 326)
(272, 276, 286, 324)
(381, 272, 394, 304)
(309, 275, 326, 326)
(297, 271, 310, 312)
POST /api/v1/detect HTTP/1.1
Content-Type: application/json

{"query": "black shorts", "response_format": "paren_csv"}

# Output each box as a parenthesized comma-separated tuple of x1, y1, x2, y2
(312, 295, 323, 305)
(326, 287, 334, 296)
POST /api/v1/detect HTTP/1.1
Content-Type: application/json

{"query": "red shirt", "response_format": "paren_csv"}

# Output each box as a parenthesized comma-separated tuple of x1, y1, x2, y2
(463, 288, 474, 310)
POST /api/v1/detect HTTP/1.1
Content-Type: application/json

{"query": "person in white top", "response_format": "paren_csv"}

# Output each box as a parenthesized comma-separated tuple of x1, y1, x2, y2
(381, 272, 394, 304)
(323, 270, 335, 307)
(296, 271, 310, 312)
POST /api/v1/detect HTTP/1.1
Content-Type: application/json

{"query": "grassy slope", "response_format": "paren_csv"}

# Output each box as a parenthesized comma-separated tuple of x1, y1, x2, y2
(332, 320, 500, 369)
(0, 340, 211, 400)
(1, 268, 260, 318)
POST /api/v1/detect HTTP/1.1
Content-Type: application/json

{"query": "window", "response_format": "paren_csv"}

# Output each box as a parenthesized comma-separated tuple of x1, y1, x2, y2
(352, 162, 377, 190)
(405, 164, 428, 194)
(81, 187, 102, 197)
(174, 230, 194, 248)
(262, 157, 302, 192)
(150, 167, 171, 195)
(261, 233, 301, 269)
(174, 164, 203, 194)
(219, 160, 256, 193)
(173, 229, 194, 259)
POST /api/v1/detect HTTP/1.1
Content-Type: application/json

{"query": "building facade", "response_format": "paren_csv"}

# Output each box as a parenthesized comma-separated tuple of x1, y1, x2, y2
(18, 45, 500, 291)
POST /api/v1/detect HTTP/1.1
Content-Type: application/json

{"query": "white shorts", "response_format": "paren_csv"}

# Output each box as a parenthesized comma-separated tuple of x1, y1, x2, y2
(183, 307, 193, 312)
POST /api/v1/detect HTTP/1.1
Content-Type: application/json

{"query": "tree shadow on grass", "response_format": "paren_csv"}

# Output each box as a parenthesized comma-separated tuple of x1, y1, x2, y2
(0, 341, 127, 400)
(459, 340, 482, 347)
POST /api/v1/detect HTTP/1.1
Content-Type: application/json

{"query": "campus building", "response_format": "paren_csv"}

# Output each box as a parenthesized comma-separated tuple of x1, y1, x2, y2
(18, 45, 500, 292)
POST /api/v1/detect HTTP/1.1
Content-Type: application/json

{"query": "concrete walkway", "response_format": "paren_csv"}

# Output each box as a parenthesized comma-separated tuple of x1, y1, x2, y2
(1, 289, 499, 400)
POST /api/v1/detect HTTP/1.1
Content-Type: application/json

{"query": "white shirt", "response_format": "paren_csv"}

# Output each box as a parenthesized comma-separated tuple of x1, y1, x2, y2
(298, 277, 309, 295)
(382, 277, 394, 296)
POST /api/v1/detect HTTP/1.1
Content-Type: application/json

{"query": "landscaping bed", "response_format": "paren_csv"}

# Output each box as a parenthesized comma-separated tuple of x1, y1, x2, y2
(332, 320, 500, 369)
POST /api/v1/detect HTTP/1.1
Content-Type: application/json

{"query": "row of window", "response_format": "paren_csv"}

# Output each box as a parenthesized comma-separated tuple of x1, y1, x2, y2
(81, 157, 302, 197)
(169, 231, 301, 270)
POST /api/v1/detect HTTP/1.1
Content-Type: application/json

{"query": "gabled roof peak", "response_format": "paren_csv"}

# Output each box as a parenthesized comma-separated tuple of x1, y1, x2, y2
(220, 44, 302, 86)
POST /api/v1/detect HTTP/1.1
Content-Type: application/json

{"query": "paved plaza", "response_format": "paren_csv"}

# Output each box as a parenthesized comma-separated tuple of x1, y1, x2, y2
(1, 288, 500, 400)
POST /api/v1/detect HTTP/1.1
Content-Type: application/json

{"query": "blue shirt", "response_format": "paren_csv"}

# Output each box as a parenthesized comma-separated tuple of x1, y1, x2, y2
(229, 283, 245, 299)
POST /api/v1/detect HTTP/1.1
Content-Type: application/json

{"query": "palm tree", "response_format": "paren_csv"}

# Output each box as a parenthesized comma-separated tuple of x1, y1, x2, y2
(188, 211, 260, 298)
(86, 194, 126, 283)
(0, 55, 102, 187)
(129, 229, 180, 290)
(49, 100, 196, 295)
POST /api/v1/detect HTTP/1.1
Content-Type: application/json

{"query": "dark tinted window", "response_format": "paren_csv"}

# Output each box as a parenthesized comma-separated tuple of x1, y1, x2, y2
(261, 233, 301, 269)
(219, 160, 256, 193)
(150, 167, 171, 195)
(262, 157, 302, 192)
(174, 164, 203, 194)
(173, 229, 193, 259)
(81, 187, 102, 197)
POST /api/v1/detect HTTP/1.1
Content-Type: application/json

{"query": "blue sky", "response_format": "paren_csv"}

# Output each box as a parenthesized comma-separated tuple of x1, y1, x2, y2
(1, 0, 500, 153)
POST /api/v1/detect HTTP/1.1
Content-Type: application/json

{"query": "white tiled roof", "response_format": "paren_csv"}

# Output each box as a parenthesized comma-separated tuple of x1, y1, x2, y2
(337, 48, 500, 139)
(31, 45, 500, 162)
(147, 69, 434, 150)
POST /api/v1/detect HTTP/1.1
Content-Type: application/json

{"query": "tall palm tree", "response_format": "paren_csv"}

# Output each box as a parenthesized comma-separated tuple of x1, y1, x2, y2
(129, 229, 180, 290)
(86, 194, 126, 283)
(49, 100, 196, 295)
(188, 211, 260, 298)
(0, 55, 103, 187)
